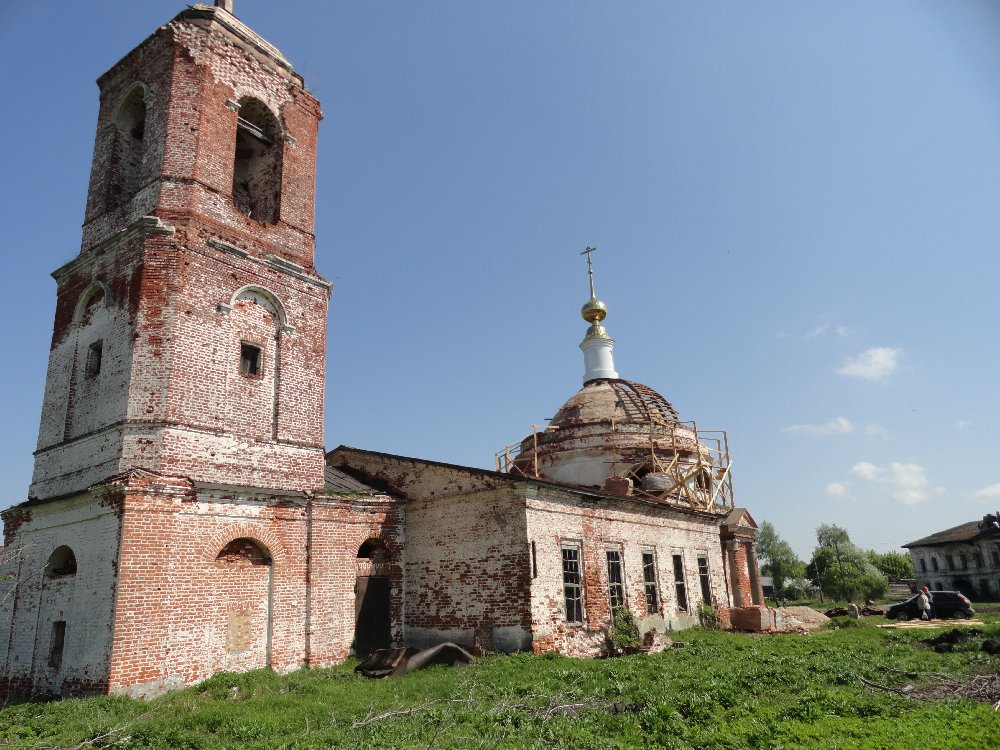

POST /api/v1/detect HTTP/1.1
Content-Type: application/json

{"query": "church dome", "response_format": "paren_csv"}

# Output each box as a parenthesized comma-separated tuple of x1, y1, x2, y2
(512, 378, 707, 490)
(501, 248, 732, 510)
(549, 379, 679, 429)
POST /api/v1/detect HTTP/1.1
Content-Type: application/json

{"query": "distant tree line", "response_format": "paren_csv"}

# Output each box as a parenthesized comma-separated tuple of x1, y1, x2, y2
(756, 521, 914, 602)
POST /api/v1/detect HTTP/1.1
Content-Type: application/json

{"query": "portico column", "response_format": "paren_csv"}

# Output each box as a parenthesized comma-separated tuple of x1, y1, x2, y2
(745, 541, 763, 605)
(725, 540, 743, 607)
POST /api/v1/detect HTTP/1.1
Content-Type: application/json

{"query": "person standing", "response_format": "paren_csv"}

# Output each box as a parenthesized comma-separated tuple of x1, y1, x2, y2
(918, 589, 931, 620)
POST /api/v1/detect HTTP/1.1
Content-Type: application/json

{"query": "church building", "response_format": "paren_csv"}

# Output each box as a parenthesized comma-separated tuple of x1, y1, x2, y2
(0, 2, 763, 699)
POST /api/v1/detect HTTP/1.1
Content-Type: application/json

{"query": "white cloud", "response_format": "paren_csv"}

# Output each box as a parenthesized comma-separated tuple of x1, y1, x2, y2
(783, 416, 854, 436)
(953, 420, 970, 430)
(826, 482, 847, 497)
(865, 424, 888, 438)
(850, 462, 881, 480)
(887, 463, 930, 504)
(849, 460, 930, 505)
(837, 347, 900, 382)
(836, 326, 849, 338)
(804, 324, 828, 340)
(973, 483, 1000, 499)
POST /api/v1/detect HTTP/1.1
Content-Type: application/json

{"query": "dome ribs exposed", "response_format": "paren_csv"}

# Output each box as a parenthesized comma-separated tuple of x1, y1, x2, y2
(610, 380, 679, 424)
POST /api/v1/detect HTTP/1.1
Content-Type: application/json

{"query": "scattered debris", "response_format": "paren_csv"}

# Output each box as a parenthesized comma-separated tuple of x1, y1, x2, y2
(355, 643, 476, 679)
(640, 630, 673, 654)
(352, 695, 645, 729)
(877, 619, 986, 630)
(858, 667, 1000, 709)
(824, 604, 885, 618)
(922, 628, 982, 653)
(775, 606, 830, 631)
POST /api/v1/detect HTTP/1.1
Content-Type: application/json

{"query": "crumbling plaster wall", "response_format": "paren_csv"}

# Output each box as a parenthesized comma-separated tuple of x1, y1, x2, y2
(523, 485, 728, 657)
(0, 494, 123, 699)
(81, 11, 321, 268)
(402, 485, 531, 653)
(307, 494, 403, 666)
(32, 8, 330, 501)
(104, 478, 400, 698)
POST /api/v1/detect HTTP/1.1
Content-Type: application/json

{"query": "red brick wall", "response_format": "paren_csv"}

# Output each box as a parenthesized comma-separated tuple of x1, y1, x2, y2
(31, 8, 328, 500)
(524, 486, 729, 657)
(99, 474, 401, 698)
(402, 486, 532, 652)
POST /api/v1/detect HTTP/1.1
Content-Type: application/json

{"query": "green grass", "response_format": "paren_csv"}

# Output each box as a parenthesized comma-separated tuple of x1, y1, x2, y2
(2, 616, 998, 749)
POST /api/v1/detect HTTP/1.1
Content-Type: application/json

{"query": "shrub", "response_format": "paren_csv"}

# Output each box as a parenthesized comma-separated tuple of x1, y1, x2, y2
(607, 608, 641, 652)
(698, 602, 720, 629)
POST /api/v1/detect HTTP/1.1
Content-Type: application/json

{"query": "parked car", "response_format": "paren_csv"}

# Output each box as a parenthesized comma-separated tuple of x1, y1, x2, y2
(885, 591, 974, 621)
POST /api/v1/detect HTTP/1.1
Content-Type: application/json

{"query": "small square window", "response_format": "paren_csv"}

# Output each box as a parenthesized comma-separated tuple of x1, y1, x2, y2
(86, 341, 103, 378)
(240, 343, 262, 376)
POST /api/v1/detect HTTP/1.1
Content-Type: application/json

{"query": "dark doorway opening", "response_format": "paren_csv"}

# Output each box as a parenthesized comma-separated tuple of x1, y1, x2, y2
(354, 539, 391, 656)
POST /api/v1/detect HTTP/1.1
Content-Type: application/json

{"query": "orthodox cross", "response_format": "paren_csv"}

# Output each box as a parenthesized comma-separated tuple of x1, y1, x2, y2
(581, 245, 598, 297)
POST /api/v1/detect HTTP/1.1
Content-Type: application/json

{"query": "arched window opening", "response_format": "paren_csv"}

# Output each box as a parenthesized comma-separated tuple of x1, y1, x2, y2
(232, 98, 282, 224)
(45, 546, 78, 578)
(234, 287, 284, 328)
(216, 538, 272, 566)
(357, 539, 389, 576)
(79, 286, 105, 324)
(107, 86, 147, 208)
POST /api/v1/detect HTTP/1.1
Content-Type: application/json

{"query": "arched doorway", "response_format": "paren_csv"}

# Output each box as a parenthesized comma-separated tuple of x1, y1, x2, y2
(354, 539, 391, 656)
(214, 538, 273, 668)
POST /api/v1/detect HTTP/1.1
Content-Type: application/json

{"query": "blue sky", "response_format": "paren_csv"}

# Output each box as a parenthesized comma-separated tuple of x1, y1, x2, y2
(2, 1, 999, 560)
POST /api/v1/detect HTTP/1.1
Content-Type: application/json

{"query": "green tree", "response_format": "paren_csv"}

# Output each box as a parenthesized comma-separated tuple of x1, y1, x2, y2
(866, 550, 915, 580)
(756, 521, 805, 596)
(809, 524, 888, 602)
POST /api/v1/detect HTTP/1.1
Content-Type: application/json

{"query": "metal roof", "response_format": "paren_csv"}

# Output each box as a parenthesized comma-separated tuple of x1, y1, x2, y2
(324, 465, 381, 494)
(903, 520, 984, 548)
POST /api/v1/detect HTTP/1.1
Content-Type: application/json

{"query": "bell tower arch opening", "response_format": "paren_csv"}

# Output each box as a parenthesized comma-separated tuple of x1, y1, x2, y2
(106, 84, 148, 209)
(232, 98, 282, 224)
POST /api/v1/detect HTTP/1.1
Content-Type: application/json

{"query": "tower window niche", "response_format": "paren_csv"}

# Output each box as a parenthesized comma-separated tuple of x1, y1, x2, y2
(86, 340, 103, 378)
(232, 98, 282, 224)
(107, 85, 147, 209)
(240, 342, 262, 377)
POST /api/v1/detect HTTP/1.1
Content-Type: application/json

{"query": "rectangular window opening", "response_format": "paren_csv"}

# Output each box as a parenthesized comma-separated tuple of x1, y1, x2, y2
(606, 549, 625, 612)
(49, 621, 66, 668)
(672, 554, 688, 612)
(642, 551, 659, 615)
(697, 555, 712, 604)
(931, 558, 939, 571)
(919, 558, 927, 572)
(86, 340, 103, 378)
(562, 546, 583, 623)
(530, 541, 538, 579)
(240, 342, 262, 376)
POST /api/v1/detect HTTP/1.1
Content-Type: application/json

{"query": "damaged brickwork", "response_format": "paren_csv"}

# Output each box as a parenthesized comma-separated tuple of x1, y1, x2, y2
(2, 2, 765, 701)
(31, 4, 327, 502)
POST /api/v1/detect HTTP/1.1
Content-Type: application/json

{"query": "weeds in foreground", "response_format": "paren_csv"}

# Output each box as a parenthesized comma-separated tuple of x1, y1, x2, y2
(1, 618, 998, 749)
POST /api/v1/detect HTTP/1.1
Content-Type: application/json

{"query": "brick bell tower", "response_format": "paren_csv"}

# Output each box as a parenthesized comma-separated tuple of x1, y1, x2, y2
(30, 1, 328, 499)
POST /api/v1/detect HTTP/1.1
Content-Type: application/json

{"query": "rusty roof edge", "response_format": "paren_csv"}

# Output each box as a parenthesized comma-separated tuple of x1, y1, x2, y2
(902, 520, 987, 548)
(328, 445, 508, 481)
(328, 445, 731, 518)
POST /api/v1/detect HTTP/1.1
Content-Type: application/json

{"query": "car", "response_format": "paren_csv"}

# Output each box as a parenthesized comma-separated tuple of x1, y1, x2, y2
(885, 590, 974, 621)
